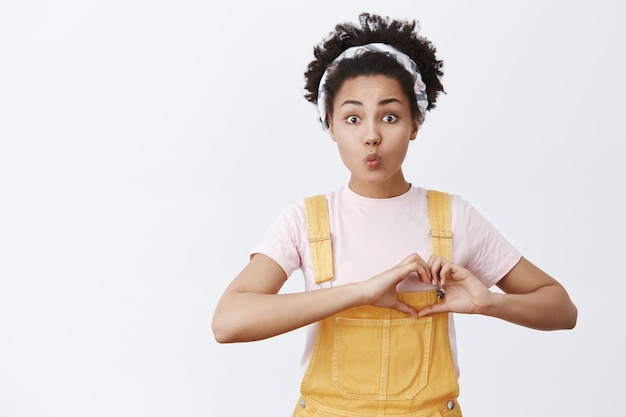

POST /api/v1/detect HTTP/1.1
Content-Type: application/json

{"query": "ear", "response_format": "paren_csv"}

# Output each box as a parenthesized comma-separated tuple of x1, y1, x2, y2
(327, 115, 337, 142)
(409, 119, 419, 141)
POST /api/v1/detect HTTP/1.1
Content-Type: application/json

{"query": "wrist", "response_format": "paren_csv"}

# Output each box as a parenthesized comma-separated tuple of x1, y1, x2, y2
(481, 291, 503, 317)
(350, 281, 372, 306)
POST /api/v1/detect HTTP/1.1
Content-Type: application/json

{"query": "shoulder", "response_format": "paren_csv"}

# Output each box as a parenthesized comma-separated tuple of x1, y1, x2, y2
(422, 187, 472, 213)
(278, 189, 342, 227)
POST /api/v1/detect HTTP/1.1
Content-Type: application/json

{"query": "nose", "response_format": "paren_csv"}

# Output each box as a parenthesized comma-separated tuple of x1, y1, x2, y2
(363, 121, 381, 147)
(365, 137, 380, 146)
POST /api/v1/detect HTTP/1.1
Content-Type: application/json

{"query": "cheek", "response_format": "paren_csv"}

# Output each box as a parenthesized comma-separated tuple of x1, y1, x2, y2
(335, 142, 353, 158)
(334, 141, 361, 164)
(401, 141, 411, 156)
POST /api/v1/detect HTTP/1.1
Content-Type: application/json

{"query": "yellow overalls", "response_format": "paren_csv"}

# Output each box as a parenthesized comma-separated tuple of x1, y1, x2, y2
(293, 190, 461, 417)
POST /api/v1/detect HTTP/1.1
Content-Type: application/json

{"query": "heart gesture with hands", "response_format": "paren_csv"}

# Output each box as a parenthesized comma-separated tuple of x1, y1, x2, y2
(360, 253, 432, 318)
(417, 255, 493, 317)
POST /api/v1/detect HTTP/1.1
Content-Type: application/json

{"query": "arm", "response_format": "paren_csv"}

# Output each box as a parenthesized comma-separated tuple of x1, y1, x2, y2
(418, 256, 577, 331)
(212, 252, 432, 343)
(489, 257, 577, 330)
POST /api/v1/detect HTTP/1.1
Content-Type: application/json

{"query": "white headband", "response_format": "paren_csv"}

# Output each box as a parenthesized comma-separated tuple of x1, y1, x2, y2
(317, 42, 429, 130)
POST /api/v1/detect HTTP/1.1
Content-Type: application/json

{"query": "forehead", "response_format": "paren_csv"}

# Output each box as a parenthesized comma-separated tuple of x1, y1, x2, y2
(335, 75, 408, 104)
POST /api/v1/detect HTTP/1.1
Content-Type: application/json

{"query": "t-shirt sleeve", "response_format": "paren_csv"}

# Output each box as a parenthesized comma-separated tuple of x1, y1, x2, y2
(249, 202, 306, 280)
(457, 196, 522, 288)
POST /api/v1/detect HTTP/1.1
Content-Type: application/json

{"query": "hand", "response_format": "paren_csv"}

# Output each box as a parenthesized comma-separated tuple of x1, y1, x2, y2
(358, 253, 432, 317)
(417, 255, 493, 317)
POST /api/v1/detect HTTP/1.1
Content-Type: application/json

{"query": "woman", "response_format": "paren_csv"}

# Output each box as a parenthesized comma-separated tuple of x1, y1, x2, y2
(212, 13, 577, 416)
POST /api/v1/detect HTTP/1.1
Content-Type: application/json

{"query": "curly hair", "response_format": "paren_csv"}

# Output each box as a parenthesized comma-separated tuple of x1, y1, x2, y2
(304, 13, 445, 127)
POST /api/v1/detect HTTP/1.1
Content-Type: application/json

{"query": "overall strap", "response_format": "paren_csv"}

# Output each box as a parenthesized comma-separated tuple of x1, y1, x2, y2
(304, 195, 334, 284)
(427, 190, 453, 260)
(304, 190, 453, 284)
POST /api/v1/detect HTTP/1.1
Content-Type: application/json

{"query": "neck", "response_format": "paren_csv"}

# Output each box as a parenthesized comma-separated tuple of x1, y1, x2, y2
(348, 179, 412, 199)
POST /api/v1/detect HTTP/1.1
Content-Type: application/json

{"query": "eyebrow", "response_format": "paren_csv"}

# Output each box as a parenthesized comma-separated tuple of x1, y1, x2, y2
(339, 98, 403, 107)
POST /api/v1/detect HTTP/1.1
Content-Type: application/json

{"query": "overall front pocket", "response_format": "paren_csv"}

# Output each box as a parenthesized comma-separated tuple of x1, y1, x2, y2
(332, 316, 433, 400)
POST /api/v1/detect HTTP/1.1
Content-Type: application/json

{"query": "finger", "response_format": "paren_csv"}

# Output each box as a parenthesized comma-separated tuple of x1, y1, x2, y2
(413, 259, 432, 283)
(428, 255, 444, 286)
(438, 260, 463, 286)
(396, 263, 430, 286)
(427, 254, 443, 269)
(417, 302, 447, 317)
(400, 254, 431, 283)
(399, 252, 425, 266)
(393, 301, 419, 318)
(438, 260, 452, 286)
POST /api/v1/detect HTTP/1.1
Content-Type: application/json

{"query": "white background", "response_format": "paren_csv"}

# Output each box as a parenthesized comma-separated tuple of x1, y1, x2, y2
(1, 1, 624, 416)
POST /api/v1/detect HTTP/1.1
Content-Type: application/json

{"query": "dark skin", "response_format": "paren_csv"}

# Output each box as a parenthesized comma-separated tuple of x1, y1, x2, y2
(212, 252, 577, 343)
(212, 74, 577, 344)
(423, 255, 578, 331)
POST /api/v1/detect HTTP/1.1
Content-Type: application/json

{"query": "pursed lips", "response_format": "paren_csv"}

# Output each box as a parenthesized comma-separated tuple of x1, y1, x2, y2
(365, 154, 381, 169)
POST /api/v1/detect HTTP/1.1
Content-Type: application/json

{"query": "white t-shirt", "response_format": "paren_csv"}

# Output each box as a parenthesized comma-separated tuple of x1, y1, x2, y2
(251, 185, 522, 372)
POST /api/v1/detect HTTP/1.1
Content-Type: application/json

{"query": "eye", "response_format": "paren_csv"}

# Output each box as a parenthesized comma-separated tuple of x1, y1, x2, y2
(382, 114, 398, 123)
(346, 115, 360, 124)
